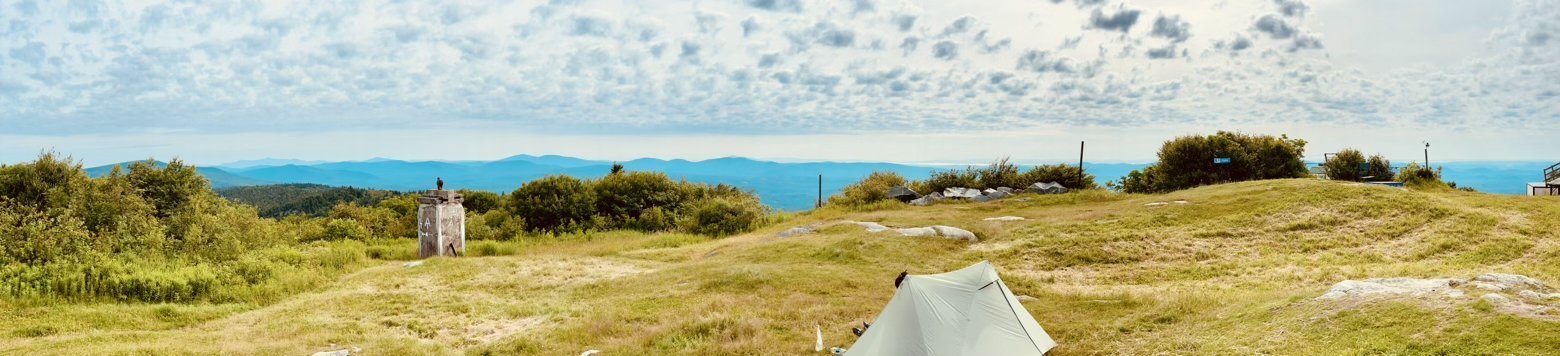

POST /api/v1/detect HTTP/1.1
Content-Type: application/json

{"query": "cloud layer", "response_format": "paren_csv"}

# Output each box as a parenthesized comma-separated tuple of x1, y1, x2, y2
(0, 0, 1556, 136)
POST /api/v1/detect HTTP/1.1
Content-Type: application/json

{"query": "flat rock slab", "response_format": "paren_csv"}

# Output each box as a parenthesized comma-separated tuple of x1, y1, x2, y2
(846, 221, 891, 233)
(778, 226, 816, 238)
(1318, 278, 1460, 300)
(984, 216, 1025, 221)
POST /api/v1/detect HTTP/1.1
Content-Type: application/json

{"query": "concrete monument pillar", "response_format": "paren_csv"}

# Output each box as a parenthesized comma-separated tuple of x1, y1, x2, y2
(417, 186, 465, 258)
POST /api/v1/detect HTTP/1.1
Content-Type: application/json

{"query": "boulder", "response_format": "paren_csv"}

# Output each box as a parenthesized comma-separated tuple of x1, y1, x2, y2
(971, 194, 992, 202)
(943, 187, 982, 199)
(996, 187, 1015, 194)
(909, 193, 941, 206)
(887, 186, 921, 202)
(1518, 290, 1545, 300)
(930, 225, 978, 241)
(984, 190, 1011, 199)
(1482, 293, 1511, 304)
(894, 227, 939, 237)
(1028, 182, 1069, 194)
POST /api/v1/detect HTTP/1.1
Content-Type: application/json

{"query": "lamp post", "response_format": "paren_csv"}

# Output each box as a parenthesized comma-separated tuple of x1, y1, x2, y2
(1423, 141, 1430, 167)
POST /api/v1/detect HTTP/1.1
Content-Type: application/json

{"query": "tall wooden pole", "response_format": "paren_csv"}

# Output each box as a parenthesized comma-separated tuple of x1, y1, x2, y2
(1078, 141, 1086, 187)
(817, 174, 823, 208)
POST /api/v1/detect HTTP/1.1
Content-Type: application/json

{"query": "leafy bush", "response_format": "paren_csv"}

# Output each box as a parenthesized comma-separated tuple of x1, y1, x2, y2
(1322, 149, 1393, 182)
(1396, 162, 1446, 189)
(457, 190, 504, 214)
(976, 158, 1023, 189)
(594, 171, 684, 224)
(680, 196, 769, 237)
(828, 171, 909, 207)
(509, 175, 598, 233)
(1120, 132, 1308, 193)
(923, 168, 981, 193)
(1018, 164, 1097, 190)
(1321, 149, 1365, 181)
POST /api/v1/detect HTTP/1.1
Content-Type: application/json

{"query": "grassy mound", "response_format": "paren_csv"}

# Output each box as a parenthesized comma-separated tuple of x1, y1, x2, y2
(3, 179, 1558, 354)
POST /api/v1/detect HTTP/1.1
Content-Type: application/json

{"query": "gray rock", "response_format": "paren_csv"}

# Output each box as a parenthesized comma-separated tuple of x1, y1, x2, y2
(1482, 293, 1510, 304)
(971, 194, 992, 202)
(909, 192, 944, 206)
(1316, 278, 1458, 300)
(930, 225, 978, 241)
(985, 190, 1011, 199)
(996, 187, 1015, 194)
(887, 186, 920, 202)
(895, 227, 939, 237)
(1028, 182, 1069, 194)
(943, 187, 982, 199)
(1473, 273, 1549, 290)
(778, 226, 815, 238)
(848, 221, 891, 233)
(312, 351, 350, 356)
(402, 261, 424, 268)
(1016, 295, 1038, 302)
(1518, 290, 1545, 300)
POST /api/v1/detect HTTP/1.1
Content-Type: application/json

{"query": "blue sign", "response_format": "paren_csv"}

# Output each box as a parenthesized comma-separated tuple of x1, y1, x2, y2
(1213, 157, 1232, 165)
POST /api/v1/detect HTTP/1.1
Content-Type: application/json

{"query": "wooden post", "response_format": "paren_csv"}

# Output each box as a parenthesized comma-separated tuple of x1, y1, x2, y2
(1078, 141, 1085, 188)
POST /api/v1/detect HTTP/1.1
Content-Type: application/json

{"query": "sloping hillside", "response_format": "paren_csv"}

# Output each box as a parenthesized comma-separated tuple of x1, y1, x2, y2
(4, 179, 1558, 354)
(216, 184, 406, 218)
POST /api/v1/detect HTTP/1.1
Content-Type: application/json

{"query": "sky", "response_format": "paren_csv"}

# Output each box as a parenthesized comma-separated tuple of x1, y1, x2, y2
(1, 0, 1557, 166)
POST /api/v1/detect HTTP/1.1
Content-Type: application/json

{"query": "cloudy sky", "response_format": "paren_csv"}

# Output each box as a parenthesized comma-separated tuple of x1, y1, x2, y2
(1, 0, 1557, 165)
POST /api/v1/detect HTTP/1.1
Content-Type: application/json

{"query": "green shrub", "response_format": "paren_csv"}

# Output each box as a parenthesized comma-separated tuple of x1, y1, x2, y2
(509, 175, 597, 233)
(680, 196, 769, 237)
(1396, 162, 1446, 189)
(1365, 154, 1393, 181)
(828, 171, 909, 207)
(923, 168, 981, 193)
(1017, 163, 1097, 190)
(976, 158, 1023, 189)
(458, 190, 505, 214)
(1321, 149, 1366, 181)
(1120, 132, 1308, 193)
(594, 171, 684, 225)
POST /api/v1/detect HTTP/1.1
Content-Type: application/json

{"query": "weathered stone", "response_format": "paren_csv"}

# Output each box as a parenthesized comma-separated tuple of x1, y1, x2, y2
(895, 227, 939, 237)
(402, 261, 424, 268)
(848, 221, 891, 233)
(996, 187, 1015, 194)
(984, 216, 1025, 221)
(1316, 278, 1459, 300)
(1518, 290, 1545, 300)
(778, 226, 815, 238)
(1016, 295, 1038, 302)
(1473, 273, 1549, 290)
(1482, 293, 1511, 304)
(984, 190, 1011, 199)
(943, 187, 982, 199)
(971, 194, 992, 202)
(311, 351, 349, 356)
(1028, 182, 1069, 194)
(887, 186, 920, 202)
(909, 195, 938, 206)
(930, 225, 978, 241)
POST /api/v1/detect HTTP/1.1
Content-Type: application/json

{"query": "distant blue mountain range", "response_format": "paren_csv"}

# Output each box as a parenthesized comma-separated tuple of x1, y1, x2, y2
(81, 156, 1551, 211)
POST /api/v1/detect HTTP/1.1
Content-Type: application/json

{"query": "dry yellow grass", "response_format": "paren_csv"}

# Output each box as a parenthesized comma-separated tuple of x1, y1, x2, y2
(4, 179, 1560, 355)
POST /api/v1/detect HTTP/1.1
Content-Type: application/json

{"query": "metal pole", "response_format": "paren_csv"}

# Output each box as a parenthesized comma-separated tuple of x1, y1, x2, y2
(817, 174, 822, 208)
(1078, 141, 1085, 187)
(1424, 142, 1430, 167)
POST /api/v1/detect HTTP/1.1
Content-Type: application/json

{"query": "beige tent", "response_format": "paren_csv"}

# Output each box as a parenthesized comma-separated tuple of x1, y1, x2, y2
(846, 261, 1056, 355)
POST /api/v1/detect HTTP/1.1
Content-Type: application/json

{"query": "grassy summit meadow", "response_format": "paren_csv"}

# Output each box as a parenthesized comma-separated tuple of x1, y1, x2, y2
(4, 178, 1559, 354)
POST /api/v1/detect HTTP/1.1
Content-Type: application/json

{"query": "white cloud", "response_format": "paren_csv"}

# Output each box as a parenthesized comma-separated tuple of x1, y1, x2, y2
(0, 0, 1553, 148)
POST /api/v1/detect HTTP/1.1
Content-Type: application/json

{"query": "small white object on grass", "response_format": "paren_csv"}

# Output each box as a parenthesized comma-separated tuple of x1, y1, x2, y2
(815, 324, 823, 352)
(580, 350, 601, 356)
(402, 261, 423, 268)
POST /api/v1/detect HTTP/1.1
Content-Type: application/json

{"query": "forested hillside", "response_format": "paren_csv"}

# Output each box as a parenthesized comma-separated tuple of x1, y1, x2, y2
(217, 184, 405, 218)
